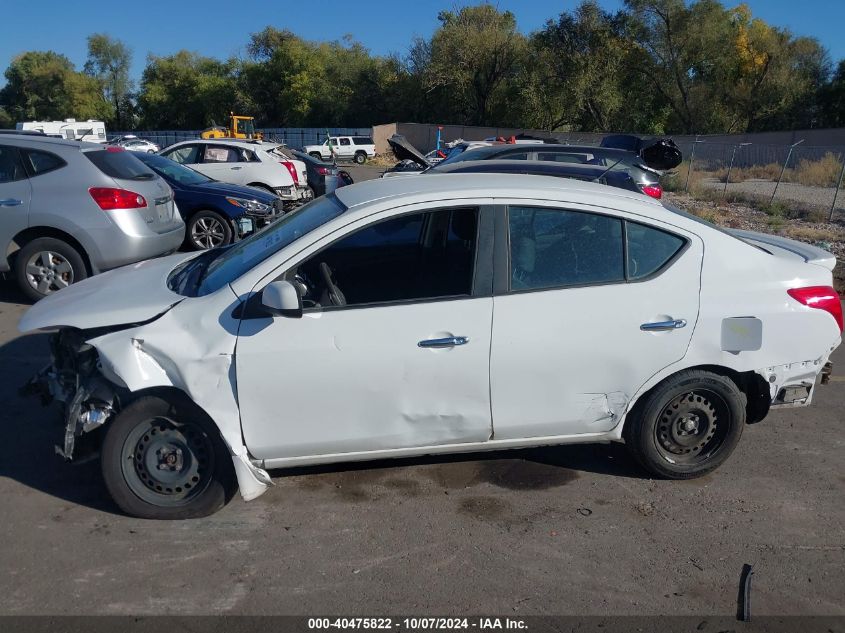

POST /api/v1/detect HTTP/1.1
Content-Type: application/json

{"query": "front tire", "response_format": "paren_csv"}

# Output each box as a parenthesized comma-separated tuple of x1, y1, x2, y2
(186, 210, 233, 250)
(101, 395, 237, 519)
(15, 237, 88, 302)
(624, 370, 746, 479)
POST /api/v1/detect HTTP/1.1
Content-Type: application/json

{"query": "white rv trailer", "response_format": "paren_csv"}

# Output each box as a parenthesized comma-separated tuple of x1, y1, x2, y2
(16, 119, 107, 143)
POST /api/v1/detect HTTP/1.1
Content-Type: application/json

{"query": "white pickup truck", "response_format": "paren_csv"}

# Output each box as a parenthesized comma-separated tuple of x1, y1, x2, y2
(303, 135, 376, 164)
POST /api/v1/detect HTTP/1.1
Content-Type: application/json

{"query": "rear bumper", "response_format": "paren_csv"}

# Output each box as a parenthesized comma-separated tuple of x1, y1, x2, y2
(764, 347, 839, 409)
(94, 223, 186, 272)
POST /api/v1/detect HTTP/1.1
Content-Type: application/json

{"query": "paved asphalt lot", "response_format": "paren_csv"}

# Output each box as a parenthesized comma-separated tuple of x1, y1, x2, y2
(0, 163, 843, 616)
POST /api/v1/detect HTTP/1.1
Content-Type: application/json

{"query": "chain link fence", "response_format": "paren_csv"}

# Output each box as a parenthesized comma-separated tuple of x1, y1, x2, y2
(110, 127, 372, 152)
(671, 139, 845, 222)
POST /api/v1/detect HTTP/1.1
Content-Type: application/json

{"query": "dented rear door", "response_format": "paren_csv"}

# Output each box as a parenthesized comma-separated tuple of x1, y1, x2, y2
(489, 203, 702, 439)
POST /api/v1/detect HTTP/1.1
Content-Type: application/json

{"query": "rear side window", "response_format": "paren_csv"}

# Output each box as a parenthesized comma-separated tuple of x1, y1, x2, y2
(509, 207, 624, 290)
(353, 137, 374, 145)
(626, 222, 685, 279)
(85, 149, 155, 180)
(23, 150, 66, 176)
(508, 206, 686, 291)
(203, 146, 240, 163)
(0, 146, 26, 183)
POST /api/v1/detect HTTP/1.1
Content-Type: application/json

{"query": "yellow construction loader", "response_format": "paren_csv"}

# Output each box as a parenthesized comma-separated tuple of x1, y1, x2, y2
(201, 114, 262, 140)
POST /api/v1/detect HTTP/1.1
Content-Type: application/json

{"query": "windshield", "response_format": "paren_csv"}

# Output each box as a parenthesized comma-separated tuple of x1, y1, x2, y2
(239, 119, 256, 136)
(134, 152, 212, 185)
(175, 194, 346, 297)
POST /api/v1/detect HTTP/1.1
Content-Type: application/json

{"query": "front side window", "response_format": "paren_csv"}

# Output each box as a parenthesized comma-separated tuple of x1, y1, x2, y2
(291, 208, 478, 309)
(23, 150, 66, 176)
(509, 207, 624, 290)
(165, 145, 200, 164)
(0, 146, 26, 183)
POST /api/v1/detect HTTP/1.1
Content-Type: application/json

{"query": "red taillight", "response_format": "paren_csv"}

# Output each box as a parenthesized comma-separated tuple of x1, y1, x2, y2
(316, 166, 328, 175)
(641, 184, 662, 199)
(89, 187, 147, 210)
(105, 146, 125, 153)
(787, 286, 843, 333)
(280, 161, 299, 184)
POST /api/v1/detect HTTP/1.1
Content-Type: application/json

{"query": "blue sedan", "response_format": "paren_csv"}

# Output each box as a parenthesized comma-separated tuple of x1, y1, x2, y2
(133, 152, 283, 250)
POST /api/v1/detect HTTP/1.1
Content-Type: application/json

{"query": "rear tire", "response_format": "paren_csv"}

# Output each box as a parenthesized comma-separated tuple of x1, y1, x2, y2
(101, 395, 237, 520)
(354, 151, 367, 164)
(624, 370, 746, 479)
(15, 237, 88, 302)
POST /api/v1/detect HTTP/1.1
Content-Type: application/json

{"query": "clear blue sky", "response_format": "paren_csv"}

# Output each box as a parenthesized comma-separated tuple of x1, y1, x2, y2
(2, 0, 843, 84)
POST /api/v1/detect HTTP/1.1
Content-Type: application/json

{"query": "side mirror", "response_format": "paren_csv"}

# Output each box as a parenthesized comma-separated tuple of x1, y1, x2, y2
(261, 280, 302, 318)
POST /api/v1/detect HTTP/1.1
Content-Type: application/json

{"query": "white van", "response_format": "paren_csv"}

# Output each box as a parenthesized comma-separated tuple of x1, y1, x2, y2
(16, 119, 107, 143)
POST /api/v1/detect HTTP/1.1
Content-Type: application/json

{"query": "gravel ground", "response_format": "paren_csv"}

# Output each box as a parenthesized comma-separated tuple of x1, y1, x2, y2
(665, 191, 845, 292)
(699, 178, 845, 216)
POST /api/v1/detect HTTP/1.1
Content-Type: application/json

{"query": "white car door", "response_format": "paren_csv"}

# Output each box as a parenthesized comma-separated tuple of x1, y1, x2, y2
(490, 204, 702, 440)
(236, 206, 494, 460)
(336, 137, 354, 159)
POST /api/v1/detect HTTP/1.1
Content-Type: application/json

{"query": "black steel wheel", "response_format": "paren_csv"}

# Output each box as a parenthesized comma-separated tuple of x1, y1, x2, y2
(101, 396, 237, 519)
(625, 370, 746, 479)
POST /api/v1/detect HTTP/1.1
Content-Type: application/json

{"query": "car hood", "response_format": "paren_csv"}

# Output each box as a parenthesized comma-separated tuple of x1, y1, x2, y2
(387, 134, 431, 168)
(18, 252, 199, 333)
(184, 180, 278, 202)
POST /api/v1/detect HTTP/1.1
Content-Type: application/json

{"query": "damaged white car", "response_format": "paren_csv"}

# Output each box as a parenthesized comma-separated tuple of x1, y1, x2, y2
(20, 174, 842, 519)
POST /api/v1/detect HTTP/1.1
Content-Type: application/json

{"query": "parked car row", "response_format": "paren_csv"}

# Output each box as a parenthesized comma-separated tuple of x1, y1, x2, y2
(383, 134, 680, 200)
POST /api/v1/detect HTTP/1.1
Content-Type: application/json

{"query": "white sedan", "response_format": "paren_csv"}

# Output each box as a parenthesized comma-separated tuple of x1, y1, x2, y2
(19, 174, 842, 519)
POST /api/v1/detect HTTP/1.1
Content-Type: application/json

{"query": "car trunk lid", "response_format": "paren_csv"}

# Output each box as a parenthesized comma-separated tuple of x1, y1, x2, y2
(728, 229, 837, 271)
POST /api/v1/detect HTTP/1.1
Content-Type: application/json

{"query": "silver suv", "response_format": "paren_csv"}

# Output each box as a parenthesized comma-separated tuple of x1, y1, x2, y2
(0, 135, 185, 301)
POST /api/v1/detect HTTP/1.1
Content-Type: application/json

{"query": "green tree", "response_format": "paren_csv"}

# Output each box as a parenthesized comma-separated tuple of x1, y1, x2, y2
(423, 5, 527, 126)
(138, 51, 239, 128)
(818, 60, 845, 127)
(0, 51, 108, 122)
(84, 34, 134, 128)
(523, 1, 638, 131)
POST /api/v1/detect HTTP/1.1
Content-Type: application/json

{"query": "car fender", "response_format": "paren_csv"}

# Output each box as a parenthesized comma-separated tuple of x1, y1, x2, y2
(87, 288, 272, 501)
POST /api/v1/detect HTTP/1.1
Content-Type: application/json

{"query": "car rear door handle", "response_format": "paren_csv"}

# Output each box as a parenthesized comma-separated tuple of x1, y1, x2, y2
(418, 336, 469, 348)
(640, 319, 687, 331)
(0, 198, 23, 207)
(230, 166, 242, 170)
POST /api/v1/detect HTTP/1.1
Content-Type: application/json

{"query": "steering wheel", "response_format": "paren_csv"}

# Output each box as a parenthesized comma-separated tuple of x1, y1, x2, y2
(319, 262, 347, 307)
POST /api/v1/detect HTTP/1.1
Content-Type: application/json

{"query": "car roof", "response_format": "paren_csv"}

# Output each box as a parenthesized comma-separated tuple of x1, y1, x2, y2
(433, 159, 622, 177)
(0, 134, 100, 150)
(334, 172, 659, 211)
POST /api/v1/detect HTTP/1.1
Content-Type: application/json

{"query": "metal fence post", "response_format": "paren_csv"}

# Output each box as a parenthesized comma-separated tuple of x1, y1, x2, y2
(830, 155, 845, 222)
(723, 143, 751, 196)
(771, 139, 804, 204)
(684, 137, 701, 192)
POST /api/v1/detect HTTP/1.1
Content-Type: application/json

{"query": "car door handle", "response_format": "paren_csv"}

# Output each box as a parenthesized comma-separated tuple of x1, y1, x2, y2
(640, 319, 687, 331)
(418, 336, 469, 348)
(230, 166, 242, 170)
(0, 198, 23, 207)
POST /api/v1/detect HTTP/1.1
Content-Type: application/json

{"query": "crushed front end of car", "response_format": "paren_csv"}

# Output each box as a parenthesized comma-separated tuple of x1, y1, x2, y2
(22, 327, 124, 461)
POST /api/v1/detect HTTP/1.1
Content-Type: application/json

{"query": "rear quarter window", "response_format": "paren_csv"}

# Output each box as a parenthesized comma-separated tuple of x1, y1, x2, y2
(626, 222, 686, 279)
(23, 150, 66, 176)
(353, 137, 374, 145)
(85, 149, 155, 180)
